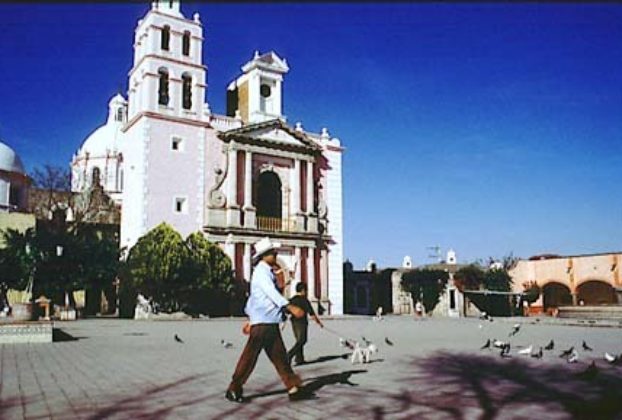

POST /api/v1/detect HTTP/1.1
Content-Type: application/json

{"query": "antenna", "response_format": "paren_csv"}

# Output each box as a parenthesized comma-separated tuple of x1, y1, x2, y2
(427, 245, 441, 263)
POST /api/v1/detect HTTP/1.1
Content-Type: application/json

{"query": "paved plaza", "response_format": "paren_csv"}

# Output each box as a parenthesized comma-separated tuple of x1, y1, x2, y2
(1, 316, 622, 419)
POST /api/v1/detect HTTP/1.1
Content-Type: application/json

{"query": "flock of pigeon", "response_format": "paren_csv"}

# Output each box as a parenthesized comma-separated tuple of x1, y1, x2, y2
(478, 314, 622, 378)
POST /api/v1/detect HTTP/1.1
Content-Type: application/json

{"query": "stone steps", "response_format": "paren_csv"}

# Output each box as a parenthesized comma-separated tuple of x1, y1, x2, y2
(557, 305, 622, 320)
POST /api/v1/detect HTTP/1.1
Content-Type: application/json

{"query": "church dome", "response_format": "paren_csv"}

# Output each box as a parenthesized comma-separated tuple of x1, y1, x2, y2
(76, 93, 126, 158)
(0, 141, 25, 174)
(78, 124, 120, 158)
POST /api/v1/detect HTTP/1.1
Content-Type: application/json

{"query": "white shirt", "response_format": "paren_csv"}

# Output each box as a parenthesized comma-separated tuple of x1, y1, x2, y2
(244, 261, 289, 325)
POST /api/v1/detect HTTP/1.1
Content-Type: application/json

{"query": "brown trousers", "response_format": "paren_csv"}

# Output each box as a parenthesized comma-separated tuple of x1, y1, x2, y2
(228, 323, 301, 393)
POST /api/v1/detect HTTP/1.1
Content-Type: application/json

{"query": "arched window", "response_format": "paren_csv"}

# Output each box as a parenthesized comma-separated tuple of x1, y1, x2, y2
(161, 25, 170, 51)
(158, 68, 169, 106)
(182, 31, 191, 56)
(116, 107, 124, 122)
(182, 73, 192, 110)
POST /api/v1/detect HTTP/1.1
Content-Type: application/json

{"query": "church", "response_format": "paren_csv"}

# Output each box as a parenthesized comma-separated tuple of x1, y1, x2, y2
(70, 0, 345, 314)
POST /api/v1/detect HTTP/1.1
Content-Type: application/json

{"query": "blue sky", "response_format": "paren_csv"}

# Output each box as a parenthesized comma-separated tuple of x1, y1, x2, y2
(1, 2, 621, 268)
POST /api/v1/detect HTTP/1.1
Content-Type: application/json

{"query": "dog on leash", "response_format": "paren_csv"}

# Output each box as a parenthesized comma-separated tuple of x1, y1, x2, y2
(351, 342, 378, 364)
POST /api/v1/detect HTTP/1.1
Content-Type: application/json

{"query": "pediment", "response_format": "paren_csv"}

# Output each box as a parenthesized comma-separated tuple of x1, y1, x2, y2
(220, 120, 320, 151)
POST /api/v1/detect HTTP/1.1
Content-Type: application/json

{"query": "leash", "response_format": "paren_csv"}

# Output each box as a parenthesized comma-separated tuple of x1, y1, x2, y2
(321, 325, 358, 346)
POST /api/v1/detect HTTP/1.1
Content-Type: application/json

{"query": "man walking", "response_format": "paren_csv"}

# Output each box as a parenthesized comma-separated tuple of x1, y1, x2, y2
(287, 282, 324, 366)
(225, 237, 310, 403)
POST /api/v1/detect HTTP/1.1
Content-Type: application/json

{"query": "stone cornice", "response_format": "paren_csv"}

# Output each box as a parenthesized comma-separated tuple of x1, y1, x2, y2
(150, 10, 202, 28)
(122, 111, 211, 133)
(203, 225, 332, 243)
(223, 135, 319, 158)
(129, 54, 206, 78)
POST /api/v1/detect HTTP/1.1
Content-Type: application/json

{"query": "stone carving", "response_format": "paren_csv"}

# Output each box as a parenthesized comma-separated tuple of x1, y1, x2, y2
(208, 146, 228, 208)
(134, 293, 153, 320)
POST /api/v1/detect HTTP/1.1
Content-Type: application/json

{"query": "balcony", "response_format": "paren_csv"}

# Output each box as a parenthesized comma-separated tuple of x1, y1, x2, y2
(256, 216, 297, 232)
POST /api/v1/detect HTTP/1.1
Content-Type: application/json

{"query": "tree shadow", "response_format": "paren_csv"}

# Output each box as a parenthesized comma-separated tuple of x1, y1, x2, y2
(85, 375, 208, 419)
(379, 352, 622, 419)
(52, 328, 86, 342)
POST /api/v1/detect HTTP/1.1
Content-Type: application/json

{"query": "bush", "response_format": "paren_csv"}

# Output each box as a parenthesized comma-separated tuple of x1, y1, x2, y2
(120, 223, 234, 317)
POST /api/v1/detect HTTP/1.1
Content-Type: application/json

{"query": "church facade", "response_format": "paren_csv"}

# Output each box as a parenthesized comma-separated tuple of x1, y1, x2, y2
(71, 0, 345, 314)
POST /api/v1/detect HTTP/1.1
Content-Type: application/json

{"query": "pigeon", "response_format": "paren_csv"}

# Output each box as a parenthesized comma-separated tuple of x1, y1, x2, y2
(531, 347, 543, 359)
(174, 334, 184, 343)
(480, 339, 491, 350)
(577, 361, 599, 381)
(500, 343, 511, 358)
(340, 338, 355, 350)
(544, 340, 554, 351)
(493, 339, 508, 349)
(567, 349, 579, 364)
(582, 340, 593, 351)
(518, 345, 533, 356)
(479, 312, 494, 322)
(221, 339, 233, 348)
(385, 337, 394, 346)
(509, 324, 521, 337)
(559, 346, 574, 358)
(604, 352, 618, 364)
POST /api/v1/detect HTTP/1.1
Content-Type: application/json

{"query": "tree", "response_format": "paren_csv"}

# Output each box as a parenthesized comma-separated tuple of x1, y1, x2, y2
(522, 281, 541, 305)
(29, 164, 73, 219)
(401, 269, 449, 313)
(0, 228, 38, 291)
(483, 268, 512, 292)
(454, 264, 486, 291)
(120, 223, 186, 314)
(179, 232, 234, 315)
(119, 224, 235, 317)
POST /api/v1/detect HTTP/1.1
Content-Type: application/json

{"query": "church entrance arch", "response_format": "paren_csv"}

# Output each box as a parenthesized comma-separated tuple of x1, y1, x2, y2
(255, 171, 282, 230)
(577, 280, 616, 305)
(542, 282, 572, 310)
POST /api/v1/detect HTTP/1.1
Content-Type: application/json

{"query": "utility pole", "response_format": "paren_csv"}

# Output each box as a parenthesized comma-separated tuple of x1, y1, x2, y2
(427, 245, 442, 263)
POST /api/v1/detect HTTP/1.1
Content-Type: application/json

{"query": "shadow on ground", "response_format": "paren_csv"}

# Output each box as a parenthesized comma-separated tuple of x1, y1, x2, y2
(39, 352, 622, 419)
(301, 353, 350, 366)
(52, 328, 85, 342)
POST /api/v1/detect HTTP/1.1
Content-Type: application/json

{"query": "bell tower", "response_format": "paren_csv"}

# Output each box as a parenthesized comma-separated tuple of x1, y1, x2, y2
(226, 51, 289, 124)
(127, 0, 207, 122)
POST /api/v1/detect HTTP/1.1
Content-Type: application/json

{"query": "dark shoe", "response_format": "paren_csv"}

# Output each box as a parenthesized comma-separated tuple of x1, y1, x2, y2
(288, 387, 316, 401)
(225, 389, 245, 403)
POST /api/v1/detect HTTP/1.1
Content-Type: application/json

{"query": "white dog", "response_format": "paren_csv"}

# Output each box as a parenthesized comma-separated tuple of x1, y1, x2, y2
(351, 342, 378, 364)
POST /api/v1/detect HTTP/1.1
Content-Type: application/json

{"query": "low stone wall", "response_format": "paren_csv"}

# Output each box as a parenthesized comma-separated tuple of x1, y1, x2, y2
(0, 321, 53, 344)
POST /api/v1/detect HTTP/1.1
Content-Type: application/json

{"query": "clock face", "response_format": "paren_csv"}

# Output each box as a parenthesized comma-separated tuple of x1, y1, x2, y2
(260, 84, 271, 98)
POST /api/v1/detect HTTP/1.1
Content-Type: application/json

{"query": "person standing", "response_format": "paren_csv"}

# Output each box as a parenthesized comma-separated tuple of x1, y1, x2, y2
(287, 282, 324, 366)
(225, 237, 310, 403)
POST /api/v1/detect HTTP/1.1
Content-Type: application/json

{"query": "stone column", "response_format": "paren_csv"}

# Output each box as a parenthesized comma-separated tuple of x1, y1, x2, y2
(243, 150, 256, 228)
(243, 243, 251, 282)
(292, 247, 301, 291)
(224, 234, 235, 272)
(291, 160, 304, 231)
(307, 247, 316, 304)
(226, 143, 240, 227)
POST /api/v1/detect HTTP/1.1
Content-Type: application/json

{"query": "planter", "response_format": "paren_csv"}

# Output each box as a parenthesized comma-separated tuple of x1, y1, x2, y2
(11, 302, 33, 321)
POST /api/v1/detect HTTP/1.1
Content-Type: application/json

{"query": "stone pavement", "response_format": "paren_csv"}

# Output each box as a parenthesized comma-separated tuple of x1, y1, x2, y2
(1, 316, 622, 419)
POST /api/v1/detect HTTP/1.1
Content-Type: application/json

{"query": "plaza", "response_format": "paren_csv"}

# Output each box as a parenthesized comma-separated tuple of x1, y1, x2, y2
(2, 316, 622, 419)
